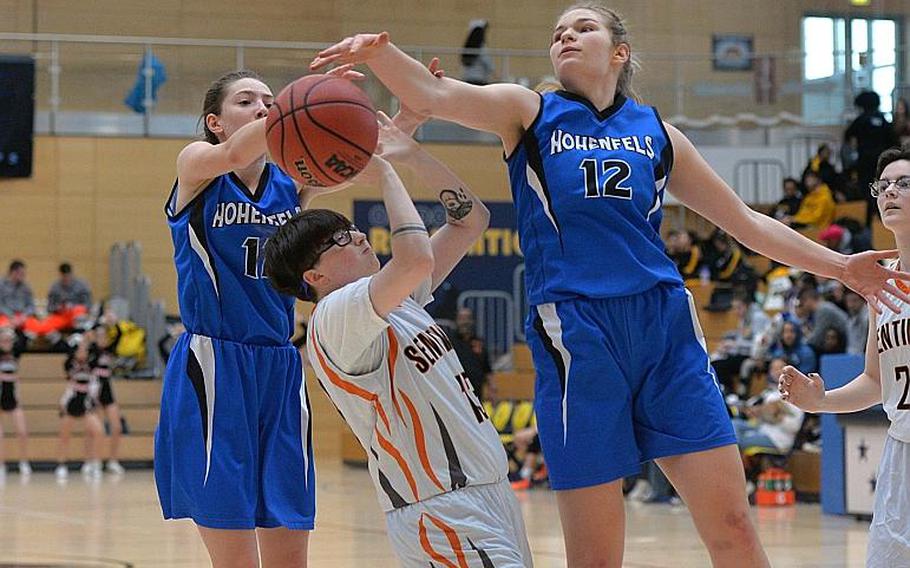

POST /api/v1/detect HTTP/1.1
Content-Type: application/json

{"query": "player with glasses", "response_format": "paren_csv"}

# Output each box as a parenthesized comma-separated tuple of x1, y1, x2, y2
(264, 112, 533, 567)
(870, 176, 910, 197)
(782, 142, 910, 567)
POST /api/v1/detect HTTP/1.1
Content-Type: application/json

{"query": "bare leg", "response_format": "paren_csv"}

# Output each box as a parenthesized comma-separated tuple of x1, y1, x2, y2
(555, 479, 625, 568)
(104, 403, 123, 461)
(11, 408, 27, 461)
(257, 527, 309, 568)
(656, 445, 770, 568)
(83, 413, 104, 461)
(197, 526, 260, 568)
(57, 415, 74, 464)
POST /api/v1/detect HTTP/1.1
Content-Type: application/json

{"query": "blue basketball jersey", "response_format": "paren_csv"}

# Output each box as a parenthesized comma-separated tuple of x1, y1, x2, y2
(506, 91, 681, 305)
(165, 164, 301, 345)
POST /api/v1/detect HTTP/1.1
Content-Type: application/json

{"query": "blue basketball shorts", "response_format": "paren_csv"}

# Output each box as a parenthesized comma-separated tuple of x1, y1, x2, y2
(155, 333, 316, 529)
(526, 283, 736, 490)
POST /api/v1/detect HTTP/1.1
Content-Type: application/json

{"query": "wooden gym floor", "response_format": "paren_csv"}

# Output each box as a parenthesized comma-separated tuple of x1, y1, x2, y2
(0, 461, 871, 567)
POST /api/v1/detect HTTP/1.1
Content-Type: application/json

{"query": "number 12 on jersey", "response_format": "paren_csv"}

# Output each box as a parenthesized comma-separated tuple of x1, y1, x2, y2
(580, 158, 633, 200)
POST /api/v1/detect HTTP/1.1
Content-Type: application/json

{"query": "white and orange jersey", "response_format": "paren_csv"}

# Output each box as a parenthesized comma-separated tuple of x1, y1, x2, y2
(308, 276, 508, 512)
(875, 260, 910, 442)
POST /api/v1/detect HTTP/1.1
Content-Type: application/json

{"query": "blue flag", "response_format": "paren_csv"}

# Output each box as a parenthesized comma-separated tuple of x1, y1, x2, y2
(124, 53, 167, 113)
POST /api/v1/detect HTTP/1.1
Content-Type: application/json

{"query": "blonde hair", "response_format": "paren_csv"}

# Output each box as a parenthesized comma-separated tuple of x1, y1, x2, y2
(552, 3, 640, 102)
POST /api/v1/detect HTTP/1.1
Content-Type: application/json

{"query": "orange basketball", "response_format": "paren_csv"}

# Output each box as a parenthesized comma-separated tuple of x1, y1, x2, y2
(266, 75, 378, 187)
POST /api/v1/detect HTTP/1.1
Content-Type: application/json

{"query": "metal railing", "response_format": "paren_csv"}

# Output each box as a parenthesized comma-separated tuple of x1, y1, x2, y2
(1, 32, 907, 138)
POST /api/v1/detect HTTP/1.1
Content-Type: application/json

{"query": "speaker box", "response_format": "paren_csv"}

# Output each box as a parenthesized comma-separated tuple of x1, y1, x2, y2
(0, 55, 35, 178)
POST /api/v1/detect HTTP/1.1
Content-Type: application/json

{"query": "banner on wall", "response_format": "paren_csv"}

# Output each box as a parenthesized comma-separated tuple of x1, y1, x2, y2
(353, 200, 522, 319)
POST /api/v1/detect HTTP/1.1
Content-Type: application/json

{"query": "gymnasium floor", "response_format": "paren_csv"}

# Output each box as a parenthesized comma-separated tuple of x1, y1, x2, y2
(0, 461, 870, 567)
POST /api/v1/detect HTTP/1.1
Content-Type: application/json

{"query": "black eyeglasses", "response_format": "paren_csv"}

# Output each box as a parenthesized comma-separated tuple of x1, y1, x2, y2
(314, 225, 360, 256)
(870, 176, 910, 197)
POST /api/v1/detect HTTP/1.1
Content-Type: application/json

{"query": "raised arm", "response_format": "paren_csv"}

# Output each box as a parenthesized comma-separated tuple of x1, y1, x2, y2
(365, 155, 435, 319)
(780, 306, 881, 413)
(175, 65, 364, 214)
(376, 111, 490, 291)
(311, 33, 539, 151)
(664, 123, 910, 313)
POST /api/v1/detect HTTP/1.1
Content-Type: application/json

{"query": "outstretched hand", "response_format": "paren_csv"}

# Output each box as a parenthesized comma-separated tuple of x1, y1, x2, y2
(323, 63, 366, 81)
(311, 32, 391, 70)
(839, 249, 910, 314)
(375, 111, 421, 164)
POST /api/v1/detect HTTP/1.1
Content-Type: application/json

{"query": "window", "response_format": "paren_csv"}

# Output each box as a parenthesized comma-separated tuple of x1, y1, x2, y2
(802, 14, 899, 122)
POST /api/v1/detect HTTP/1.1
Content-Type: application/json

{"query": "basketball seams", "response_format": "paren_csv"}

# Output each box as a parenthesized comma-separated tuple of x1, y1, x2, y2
(303, 88, 375, 156)
(267, 74, 377, 187)
(288, 80, 346, 185)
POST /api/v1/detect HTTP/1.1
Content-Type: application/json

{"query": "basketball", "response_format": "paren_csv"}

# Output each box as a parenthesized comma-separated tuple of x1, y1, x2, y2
(266, 74, 378, 187)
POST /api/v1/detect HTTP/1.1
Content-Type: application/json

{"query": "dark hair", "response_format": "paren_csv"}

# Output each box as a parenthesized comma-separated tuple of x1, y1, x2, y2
(59, 262, 72, 275)
(200, 69, 265, 145)
(797, 286, 819, 302)
(875, 141, 910, 180)
(732, 289, 753, 305)
(854, 90, 881, 113)
(264, 209, 353, 302)
(8, 260, 24, 273)
(782, 177, 800, 190)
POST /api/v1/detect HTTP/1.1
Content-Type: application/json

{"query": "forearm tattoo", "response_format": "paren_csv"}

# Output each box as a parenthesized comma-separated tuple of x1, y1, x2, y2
(391, 223, 429, 237)
(439, 188, 473, 222)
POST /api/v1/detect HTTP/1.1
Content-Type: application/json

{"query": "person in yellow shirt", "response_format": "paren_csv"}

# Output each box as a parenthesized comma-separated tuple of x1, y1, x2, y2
(786, 171, 836, 229)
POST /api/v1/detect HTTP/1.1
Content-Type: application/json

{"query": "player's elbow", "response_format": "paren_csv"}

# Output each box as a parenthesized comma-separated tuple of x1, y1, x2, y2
(406, 247, 435, 279)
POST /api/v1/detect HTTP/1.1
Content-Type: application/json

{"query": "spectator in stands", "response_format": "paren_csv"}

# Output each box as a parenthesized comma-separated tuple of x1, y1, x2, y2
(0, 260, 35, 329)
(770, 177, 803, 221)
(820, 278, 846, 308)
(844, 289, 869, 356)
(510, 424, 546, 490)
(893, 97, 910, 145)
(157, 318, 185, 365)
(0, 326, 30, 479)
(786, 171, 836, 230)
(711, 290, 771, 396)
(818, 328, 847, 356)
(802, 144, 839, 194)
(731, 357, 804, 453)
(845, 90, 898, 222)
(55, 334, 104, 481)
(91, 325, 125, 475)
(704, 229, 747, 283)
(447, 307, 496, 401)
(794, 286, 849, 354)
(818, 222, 872, 254)
(664, 229, 702, 280)
(47, 263, 92, 314)
(769, 321, 817, 374)
(461, 20, 494, 86)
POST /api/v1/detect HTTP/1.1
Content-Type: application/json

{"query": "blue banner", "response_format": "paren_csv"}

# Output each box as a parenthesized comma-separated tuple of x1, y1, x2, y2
(353, 200, 522, 320)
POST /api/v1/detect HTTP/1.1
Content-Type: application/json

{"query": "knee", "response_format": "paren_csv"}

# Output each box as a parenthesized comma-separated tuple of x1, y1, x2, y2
(705, 509, 761, 553)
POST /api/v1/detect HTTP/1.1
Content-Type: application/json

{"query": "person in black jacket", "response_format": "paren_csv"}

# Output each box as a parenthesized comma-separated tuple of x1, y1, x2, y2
(845, 91, 899, 221)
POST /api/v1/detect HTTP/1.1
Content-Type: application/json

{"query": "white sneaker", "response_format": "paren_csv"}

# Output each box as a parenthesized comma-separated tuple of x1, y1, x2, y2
(81, 461, 101, 479)
(18, 461, 31, 476)
(106, 460, 125, 475)
(628, 480, 653, 502)
(55, 464, 68, 480)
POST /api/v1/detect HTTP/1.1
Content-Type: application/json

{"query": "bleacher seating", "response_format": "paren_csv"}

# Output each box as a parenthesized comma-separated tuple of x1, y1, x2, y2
(2, 353, 158, 464)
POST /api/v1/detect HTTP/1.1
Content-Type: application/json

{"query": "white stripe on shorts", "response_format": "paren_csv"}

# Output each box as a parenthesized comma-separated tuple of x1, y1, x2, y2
(189, 335, 217, 485)
(537, 303, 572, 445)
